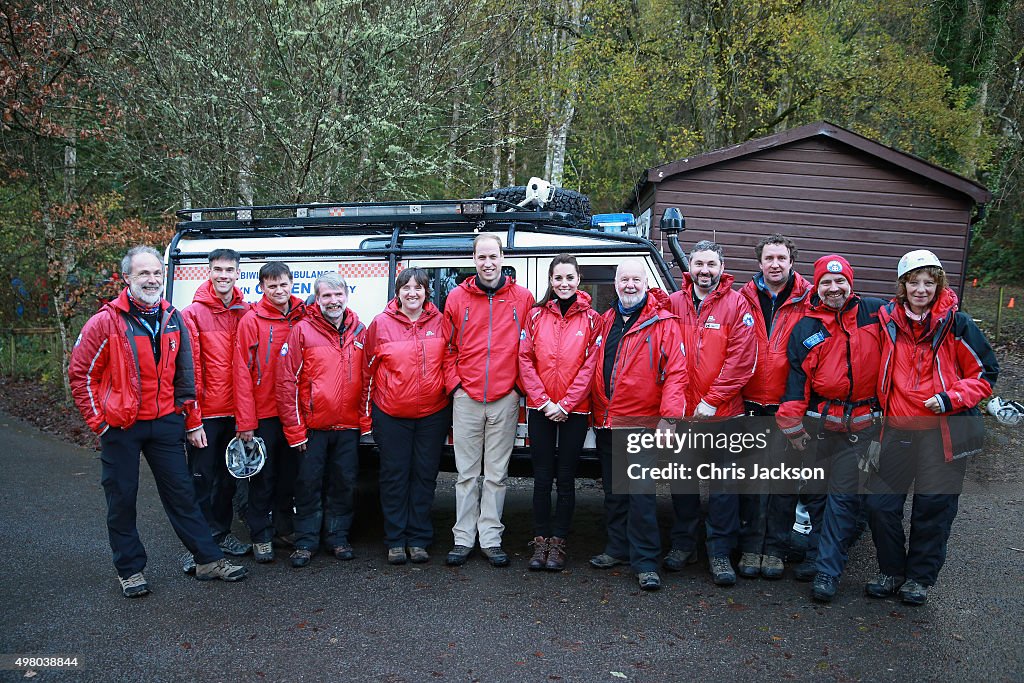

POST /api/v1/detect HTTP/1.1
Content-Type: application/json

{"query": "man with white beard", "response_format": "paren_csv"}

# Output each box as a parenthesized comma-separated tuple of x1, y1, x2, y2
(589, 259, 688, 591)
(70, 246, 247, 598)
(276, 273, 370, 568)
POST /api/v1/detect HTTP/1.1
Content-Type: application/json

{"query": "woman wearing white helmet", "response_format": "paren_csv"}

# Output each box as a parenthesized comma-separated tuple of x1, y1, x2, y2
(865, 250, 999, 605)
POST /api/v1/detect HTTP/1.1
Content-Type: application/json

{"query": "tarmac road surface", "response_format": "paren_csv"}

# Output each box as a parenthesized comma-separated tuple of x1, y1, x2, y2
(1, 410, 1022, 682)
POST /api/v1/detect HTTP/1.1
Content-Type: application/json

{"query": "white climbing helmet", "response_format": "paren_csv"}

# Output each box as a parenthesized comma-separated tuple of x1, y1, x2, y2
(897, 250, 943, 279)
(225, 436, 267, 479)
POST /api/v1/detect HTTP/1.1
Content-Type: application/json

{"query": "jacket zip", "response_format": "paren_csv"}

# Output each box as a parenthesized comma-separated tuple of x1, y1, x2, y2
(483, 293, 493, 404)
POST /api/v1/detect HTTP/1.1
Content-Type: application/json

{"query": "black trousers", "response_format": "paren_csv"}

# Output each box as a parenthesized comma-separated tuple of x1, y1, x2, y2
(528, 409, 588, 538)
(245, 416, 299, 543)
(373, 404, 450, 548)
(866, 427, 966, 586)
(293, 429, 359, 551)
(101, 413, 222, 577)
(186, 416, 237, 541)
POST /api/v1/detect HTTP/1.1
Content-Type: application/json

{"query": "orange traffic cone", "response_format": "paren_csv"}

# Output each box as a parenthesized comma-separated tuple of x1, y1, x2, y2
(1009, 298, 1016, 309)
(972, 278, 978, 287)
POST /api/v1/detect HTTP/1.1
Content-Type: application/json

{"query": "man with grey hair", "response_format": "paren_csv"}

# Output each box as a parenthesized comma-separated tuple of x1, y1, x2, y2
(276, 273, 370, 568)
(669, 240, 757, 586)
(70, 245, 247, 597)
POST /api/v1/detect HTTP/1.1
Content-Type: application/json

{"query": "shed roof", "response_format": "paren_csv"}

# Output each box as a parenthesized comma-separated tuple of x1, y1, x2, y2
(636, 121, 991, 205)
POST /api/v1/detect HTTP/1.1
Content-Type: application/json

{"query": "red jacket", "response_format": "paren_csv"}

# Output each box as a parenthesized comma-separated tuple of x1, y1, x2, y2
(669, 273, 757, 418)
(739, 272, 812, 407)
(181, 280, 250, 428)
(518, 291, 602, 414)
(70, 288, 196, 434)
(591, 288, 688, 428)
(878, 288, 998, 461)
(276, 306, 370, 446)
(443, 276, 535, 402)
(362, 299, 451, 419)
(777, 294, 885, 437)
(233, 294, 306, 432)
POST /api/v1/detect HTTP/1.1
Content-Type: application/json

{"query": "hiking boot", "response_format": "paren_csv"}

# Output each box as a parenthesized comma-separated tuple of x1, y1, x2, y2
(545, 537, 567, 572)
(408, 547, 430, 564)
(793, 557, 817, 582)
(446, 545, 473, 566)
(333, 545, 354, 561)
(218, 533, 252, 557)
(737, 552, 762, 578)
(119, 572, 150, 598)
(482, 546, 510, 568)
(388, 547, 408, 565)
(865, 573, 905, 598)
(196, 558, 247, 582)
(179, 551, 197, 575)
(709, 556, 736, 586)
(290, 549, 312, 568)
(638, 571, 661, 591)
(898, 579, 929, 605)
(589, 553, 627, 569)
(761, 555, 785, 580)
(812, 572, 838, 602)
(663, 549, 697, 572)
(528, 537, 549, 571)
(253, 542, 274, 564)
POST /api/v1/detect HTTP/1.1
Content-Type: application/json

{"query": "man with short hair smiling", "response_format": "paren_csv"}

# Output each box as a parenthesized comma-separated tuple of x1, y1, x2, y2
(179, 249, 252, 573)
(738, 235, 812, 580)
(70, 246, 246, 597)
(234, 262, 306, 562)
(777, 255, 885, 602)
(669, 240, 756, 587)
(276, 274, 369, 568)
(443, 234, 534, 568)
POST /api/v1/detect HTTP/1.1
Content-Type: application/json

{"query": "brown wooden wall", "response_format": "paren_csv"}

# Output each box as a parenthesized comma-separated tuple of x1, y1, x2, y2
(634, 138, 974, 301)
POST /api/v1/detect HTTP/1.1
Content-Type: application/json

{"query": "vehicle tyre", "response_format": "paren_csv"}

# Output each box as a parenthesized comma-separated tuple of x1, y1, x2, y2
(480, 185, 592, 226)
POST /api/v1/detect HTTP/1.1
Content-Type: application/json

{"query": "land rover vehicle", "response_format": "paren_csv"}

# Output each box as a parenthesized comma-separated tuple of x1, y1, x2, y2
(165, 182, 683, 476)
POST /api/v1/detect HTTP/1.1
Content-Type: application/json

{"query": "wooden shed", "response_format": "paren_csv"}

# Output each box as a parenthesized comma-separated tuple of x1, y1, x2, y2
(624, 121, 991, 300)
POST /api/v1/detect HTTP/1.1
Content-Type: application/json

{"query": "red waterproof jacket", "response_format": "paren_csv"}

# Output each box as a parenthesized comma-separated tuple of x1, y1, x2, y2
(70, 288, 196, 434)
(591, 288, 689, 428)
(233, 294, 306, 432)
(777, 293, 885, 437)
(443, 276, 535, 402)
(518, 291, 602, 414)
(669, 273, 757, 418)
(878, 288, 998, 461)
(739, 272, 813, 407)
(276, 306, 370, 447)
(362, 299, 451, 419)
(181, 280, 249, 428)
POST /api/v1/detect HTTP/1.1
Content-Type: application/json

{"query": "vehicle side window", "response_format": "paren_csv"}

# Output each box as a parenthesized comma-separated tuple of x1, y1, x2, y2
(579, 265, 617, 314)
(415, 266, 516, 313)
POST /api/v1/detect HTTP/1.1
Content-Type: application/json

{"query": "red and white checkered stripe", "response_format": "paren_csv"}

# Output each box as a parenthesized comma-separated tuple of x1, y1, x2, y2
(173, 265, 207, 281)
(336, 262, 391, 278)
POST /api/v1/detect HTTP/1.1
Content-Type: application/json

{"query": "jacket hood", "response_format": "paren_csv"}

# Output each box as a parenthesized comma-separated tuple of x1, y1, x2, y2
(461, 275, 519, 297)
(254, 293, 305, 321)
(541, 289, 593, 316)
(191, 279, 247, 311)
(742, 271, 812, 303)
(108, 287, 171, 315)
(383, 297, 441, 325)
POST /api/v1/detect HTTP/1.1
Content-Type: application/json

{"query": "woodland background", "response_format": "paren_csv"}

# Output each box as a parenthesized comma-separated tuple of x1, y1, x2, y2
(1, 0, 1023, 397)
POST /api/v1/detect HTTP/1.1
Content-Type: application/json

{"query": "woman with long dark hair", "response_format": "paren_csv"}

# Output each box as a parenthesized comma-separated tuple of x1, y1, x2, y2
(518, 254, 601, 571)
(363, 268, 452, 564)
(866, 250, 998, 605)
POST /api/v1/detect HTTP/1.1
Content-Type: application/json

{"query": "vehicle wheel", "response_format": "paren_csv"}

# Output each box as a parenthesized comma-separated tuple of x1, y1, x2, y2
(480, 185, 592, 226)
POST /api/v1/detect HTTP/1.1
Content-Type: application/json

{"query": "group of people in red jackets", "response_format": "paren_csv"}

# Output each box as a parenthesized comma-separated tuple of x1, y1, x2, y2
(71, 236, 997, 606)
